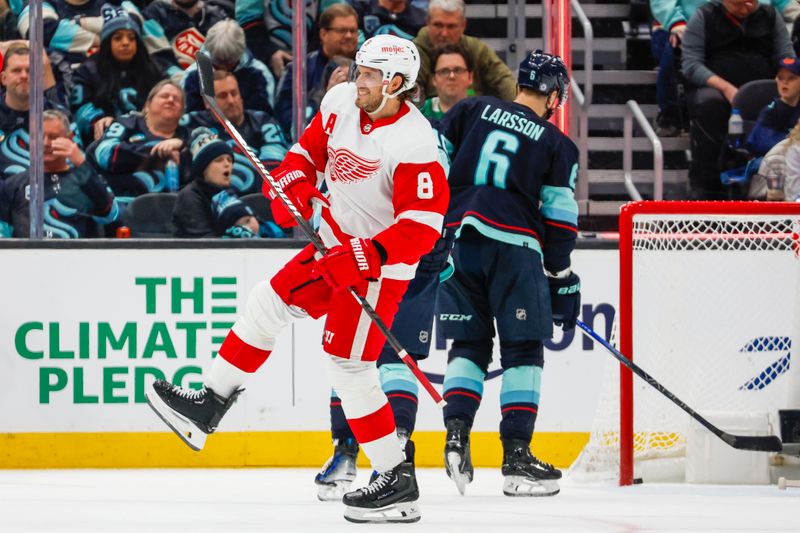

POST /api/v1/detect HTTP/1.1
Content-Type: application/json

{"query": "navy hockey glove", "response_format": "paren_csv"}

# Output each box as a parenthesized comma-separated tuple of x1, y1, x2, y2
(548, 271, 581, 331)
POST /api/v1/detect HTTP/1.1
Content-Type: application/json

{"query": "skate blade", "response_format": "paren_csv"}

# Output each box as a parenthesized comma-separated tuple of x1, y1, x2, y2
(445, 452, 470, 496)
(145, 389, 207, 452)
(502, 476, 560, 497)
(343, 501, 421, 523)
(316, 481, 352, 502)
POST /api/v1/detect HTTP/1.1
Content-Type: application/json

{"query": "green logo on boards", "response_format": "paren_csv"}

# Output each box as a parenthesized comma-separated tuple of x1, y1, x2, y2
(14, 276, 239, 404)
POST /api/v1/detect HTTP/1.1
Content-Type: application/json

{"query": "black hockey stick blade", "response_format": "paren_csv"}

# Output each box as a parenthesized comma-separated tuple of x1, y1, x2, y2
(577, 320, 784, 453)
(196, 50, 215, 100)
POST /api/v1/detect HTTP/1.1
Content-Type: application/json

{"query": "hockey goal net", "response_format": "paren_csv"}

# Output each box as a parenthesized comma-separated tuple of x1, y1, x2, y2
(571, 201, 800, 485)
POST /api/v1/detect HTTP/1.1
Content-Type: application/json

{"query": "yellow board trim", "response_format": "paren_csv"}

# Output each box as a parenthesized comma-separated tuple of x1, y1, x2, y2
(0, 431, 589, 469)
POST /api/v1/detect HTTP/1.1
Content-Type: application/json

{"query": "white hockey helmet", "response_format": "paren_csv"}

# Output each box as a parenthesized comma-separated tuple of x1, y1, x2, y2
(354, 34, 420, 96)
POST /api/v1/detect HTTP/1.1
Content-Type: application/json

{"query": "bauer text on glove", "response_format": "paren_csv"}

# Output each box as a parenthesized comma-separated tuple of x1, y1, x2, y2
(268, 169, 328, 228)
(313, 238, 385, 291)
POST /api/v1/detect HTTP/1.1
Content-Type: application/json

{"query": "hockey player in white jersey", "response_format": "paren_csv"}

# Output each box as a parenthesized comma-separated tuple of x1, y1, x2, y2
(145, 35, 449, 524)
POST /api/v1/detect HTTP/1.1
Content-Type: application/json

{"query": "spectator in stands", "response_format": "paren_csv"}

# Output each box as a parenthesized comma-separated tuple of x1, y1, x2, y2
(748, 119, 800, 201)
(235, 0, 289, 77)
(351, 0, 427, 41)
(71, 6, 166, 145)
(143, 0, 228, 72)
(420, 43, 472, 122)
(681, 0, 794, 199)
(235, 0, 341, 77)
(719, 56, 800, 187)
(0, 110, 119, 238)
(747, 57, 800, 157)
(182, 19, 276, 114)
(414, 0, 515, 102)
(274, 3, 359, 136)
(172, 127, 262, 238)
(181, 70, 289, 195)
(17, 1, 175, 91)
(650, 0, 799, 136)
(0, 43, 67, 180)
(88, 80, 190, 200)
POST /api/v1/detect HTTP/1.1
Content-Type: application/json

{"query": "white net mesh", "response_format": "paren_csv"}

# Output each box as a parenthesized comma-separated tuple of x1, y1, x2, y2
(571, 210, 800, 483)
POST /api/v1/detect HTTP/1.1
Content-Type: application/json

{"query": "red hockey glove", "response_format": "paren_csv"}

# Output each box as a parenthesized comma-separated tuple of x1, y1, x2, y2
(313, 238, 384, 291)
(268, 169, 328, 228)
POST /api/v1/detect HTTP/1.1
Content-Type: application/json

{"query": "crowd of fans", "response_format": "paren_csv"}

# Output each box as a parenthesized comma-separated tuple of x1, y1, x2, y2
(650, 0, 800, 200)
(0, 0, 511, 239)
(0, 0, 798, 239)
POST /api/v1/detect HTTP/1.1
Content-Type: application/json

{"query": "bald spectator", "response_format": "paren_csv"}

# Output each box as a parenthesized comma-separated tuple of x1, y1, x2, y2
(414, 0, 515, 102)
(681, 0, 794, 199)
(0, 110, 119, 238)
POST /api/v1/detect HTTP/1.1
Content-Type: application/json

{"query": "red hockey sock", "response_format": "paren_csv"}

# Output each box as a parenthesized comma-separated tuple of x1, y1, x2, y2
(217, 330, 272, 372)
(347, 402, 396, 445)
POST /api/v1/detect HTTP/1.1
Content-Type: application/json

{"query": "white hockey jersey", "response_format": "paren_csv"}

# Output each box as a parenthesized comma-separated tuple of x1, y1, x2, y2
(269, 83, 449, 280)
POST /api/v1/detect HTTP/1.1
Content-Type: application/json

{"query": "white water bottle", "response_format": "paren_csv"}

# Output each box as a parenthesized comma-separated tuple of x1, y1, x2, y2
(728, 108, 744, 149)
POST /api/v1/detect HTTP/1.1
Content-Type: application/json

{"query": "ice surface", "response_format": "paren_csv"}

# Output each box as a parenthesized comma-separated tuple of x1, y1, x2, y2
(0, 468, 796, 532)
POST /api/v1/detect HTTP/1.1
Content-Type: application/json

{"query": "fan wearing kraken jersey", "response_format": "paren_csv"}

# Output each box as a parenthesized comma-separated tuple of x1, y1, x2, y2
(146, 35, 448, 524)
(437, 50, 581, 498)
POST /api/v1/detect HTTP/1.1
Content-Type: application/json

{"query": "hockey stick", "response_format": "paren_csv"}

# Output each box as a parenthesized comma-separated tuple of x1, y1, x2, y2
(195, 51, 446, 408)
(576, 320, 784, 452)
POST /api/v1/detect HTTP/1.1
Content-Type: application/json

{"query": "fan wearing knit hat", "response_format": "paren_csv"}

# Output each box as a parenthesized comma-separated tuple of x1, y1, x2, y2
(70, 5, 165, 144)
(172, 127, 261, 238)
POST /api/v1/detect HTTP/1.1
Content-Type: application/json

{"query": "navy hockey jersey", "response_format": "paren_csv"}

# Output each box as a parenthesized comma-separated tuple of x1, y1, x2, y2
(142, 0, 227, 70)
(438, 96, 579, 273)
(88, 113, 190, 197)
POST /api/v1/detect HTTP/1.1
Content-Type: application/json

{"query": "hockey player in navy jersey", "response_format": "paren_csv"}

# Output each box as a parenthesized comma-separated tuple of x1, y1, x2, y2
(145, 35, 448, 524)
(436, 50, 581, 497)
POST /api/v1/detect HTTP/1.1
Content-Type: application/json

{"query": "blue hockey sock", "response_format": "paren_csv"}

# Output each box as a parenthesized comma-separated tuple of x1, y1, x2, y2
(499, 365, 542, 442)
(380, 363, 419, 434)
(443, 357, 486, 426)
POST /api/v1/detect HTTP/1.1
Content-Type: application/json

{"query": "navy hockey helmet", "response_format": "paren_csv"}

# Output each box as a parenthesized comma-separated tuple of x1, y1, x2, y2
(518, 50, 570, 118)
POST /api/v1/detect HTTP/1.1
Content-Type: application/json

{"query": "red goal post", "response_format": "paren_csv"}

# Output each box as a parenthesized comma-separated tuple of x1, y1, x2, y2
(615, 201, 800, 485)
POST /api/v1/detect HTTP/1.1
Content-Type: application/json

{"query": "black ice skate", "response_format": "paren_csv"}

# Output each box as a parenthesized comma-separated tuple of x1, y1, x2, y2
(145, 379, 241, 451)
(343, 462, 420, 523)
(315, 438, 359, 501)
(367, 428, 415, 485)
(501, 438, 562, 497)
(444, 418, 474, 495)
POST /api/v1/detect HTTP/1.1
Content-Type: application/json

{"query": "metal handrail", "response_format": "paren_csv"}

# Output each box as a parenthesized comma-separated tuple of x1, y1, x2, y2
(570, 0, 593, 111)
(570, 0, 593, 207)
(623, 100, 663, 201)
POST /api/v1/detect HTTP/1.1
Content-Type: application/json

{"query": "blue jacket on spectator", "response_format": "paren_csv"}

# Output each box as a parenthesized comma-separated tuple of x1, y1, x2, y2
(142, 0, 227, 73)
(181, 109, 289, 195)
(182, 48, 275, 114)
(0, 163, 119, 238)
(87, 113, 190, 199)
(351, 0, 427, 41)
(0, 88, 72, 180)
(18, 1, 177, 78)
(747, 97, 800, 156)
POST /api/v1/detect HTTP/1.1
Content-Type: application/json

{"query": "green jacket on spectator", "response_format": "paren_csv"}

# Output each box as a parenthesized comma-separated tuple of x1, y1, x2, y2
(414, 28, 516, 102)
